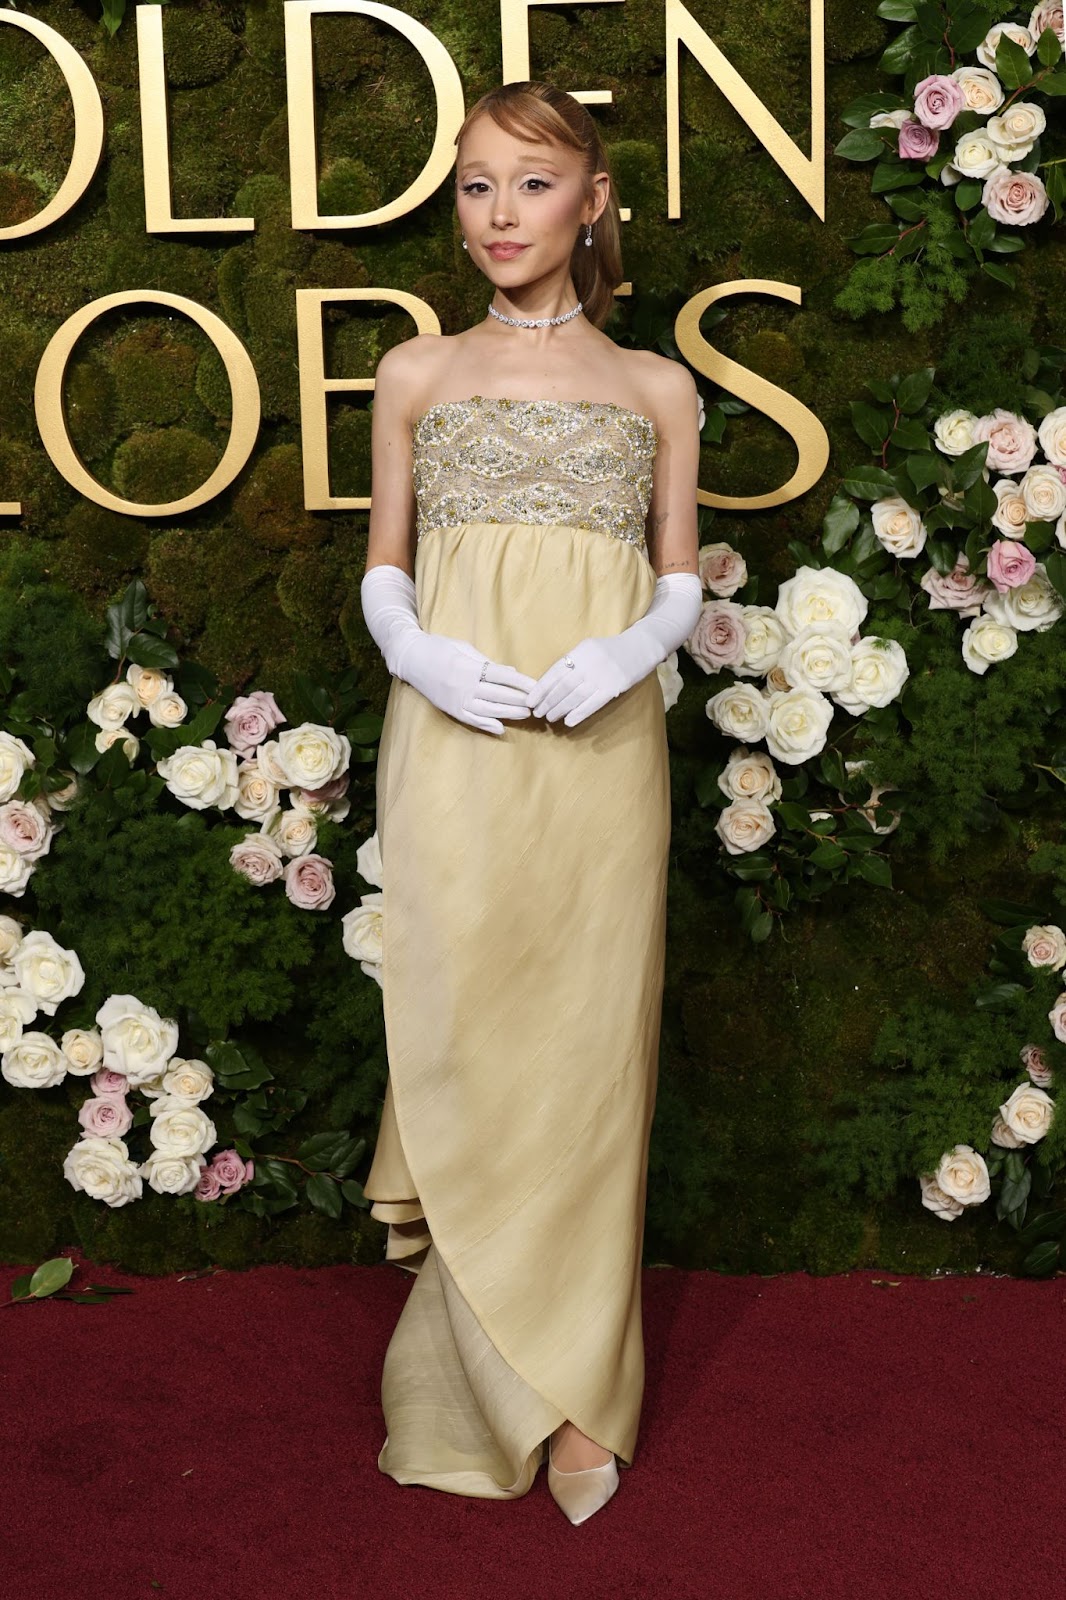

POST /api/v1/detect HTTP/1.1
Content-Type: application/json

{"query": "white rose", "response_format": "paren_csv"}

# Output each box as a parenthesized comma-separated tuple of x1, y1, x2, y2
(718, 747, 782, 805)
(275, 724, 351, 790)
(733, 606, 788, 678)
(962, 614, 1019, 673)
(87, 682, 138, 730)
(232, 759, 281, 823)
(0, 731, 35, 802)
(919, 1172, 964, 1221)
(0, 798, 54, 862)
(139, 1149, 207, 1196)
(950, 65, 1005, 115)
(869, 108, 914, 129)
(356, 831, 384, 888)
(95, 726, 139, 761)
(999, 1082, 1055, 1144)
(45, 772, 81, 811)
(715, 798, 776, 856)
(126, 664, 172, 708)
(0, 914, 24, 962)
(832, 637, 910, 715)
(95, 992, 179, 1086)
(777, 623, 854, 694)
(0, 842, 33, 897)
(951, 129, 1003, 178)
(990, 1114, 1026, 1149)
(871, 496, 927, 558)
(1021, 465, 1066, 523)
(1049, 992, 1066, 1043)
(992, 477, 1031, 538)
(266, 804, 319, 859)
(255, 739, 292, 788)
(987, 101, 1046, 161)
(934, 1143, 991, 1206)
(658, 651, 683, 712)
(1023, 924, 1066, 970)
(933, 408, 979, 456)
(1038, 405, 1066, 468)
(160, 1056, 214, 1102)
(977, 24, 1035, 71)
(230, 832, 285, 885)
(705, 683, 770, 743)
(764, 688, 834, 765)
(342, 892, 384, 966)
(982, 565, 1064, 632)
(148, 1094, 217, 1157)
(156, 740, 239, 811)
(775, 567, 868, 639)
(11, 929, 85, 1016)
(63, 1135, 143, 1206)
(147, 691, 189, 729)
(61, 1027, 104, 1075)
(0, 988, 38, 1052)
(1, 1029, 67, 1089)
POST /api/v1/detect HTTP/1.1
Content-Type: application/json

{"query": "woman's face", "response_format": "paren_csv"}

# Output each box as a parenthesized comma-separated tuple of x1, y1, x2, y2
(455, 116, 606, 280)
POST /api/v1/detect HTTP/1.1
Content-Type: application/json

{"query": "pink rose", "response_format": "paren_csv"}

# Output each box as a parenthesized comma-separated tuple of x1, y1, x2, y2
(983, 167, 1049, 227)
(986, 539, 1036, 593)
(223, 691, 286, 757)
(90, 1067, 130, 1097)
(1050, 993, 1066, 1044)
(919, 556, 992, 617)
(971, 407, 1039, 474)
(698, 542, 748, 599)
(898, 119, 939, 160)
(299, 774, 350, 805)
(913, 74, 967, 130)
(195, 1165, 223, 1201)
(686, 600, 747, 674)
(210, 1148, 253, 1194)
(77, 1094, 132, 1138)
(283, 853, 336, 910)
(230, 833, 285, 885)
(1030, 3, 1064, 46)
(1021, 1044, 1053, 1087)
(0, 799, 53, 861)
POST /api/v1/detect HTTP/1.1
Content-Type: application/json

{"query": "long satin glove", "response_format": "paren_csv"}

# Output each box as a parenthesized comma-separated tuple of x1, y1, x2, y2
(527, 572, 705, 727)
(360, 563, 538, 736)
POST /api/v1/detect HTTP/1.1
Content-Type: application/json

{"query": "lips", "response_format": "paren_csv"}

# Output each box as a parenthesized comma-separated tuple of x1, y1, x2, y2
(487, 243, 528, 259)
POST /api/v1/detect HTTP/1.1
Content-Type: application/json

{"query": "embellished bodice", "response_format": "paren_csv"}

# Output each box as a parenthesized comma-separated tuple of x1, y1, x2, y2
(411, 395, 658, 554)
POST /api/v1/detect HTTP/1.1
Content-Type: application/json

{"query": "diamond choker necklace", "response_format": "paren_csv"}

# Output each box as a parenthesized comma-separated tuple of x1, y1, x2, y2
(487, 300, 584, 329)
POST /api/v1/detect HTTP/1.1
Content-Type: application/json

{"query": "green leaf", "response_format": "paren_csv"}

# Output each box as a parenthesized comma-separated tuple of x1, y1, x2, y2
(876, 0, 917, 21)
(822, 492, 861, 555)
(857, 852, 893, 887)
(996, 31, 1033, 87)
(1020, 1240, 1060, 1277)
(850, 401, 892, 451)
(895, 366, 935, 414)
(8, 1272, 33, 1302)
(1045, 550, 1066, 600)
(298, 1131, 353, 1171)
(975, 981, 1026, 1010)
(1037, 25, 1063, 67)
(968, 208, 996, 251)
(905, 453, 943, 493)
(842, 466, 901, 500)
(125, 631, 180, 671)
(306, 1172, 343, 1218)
(891, 418, 930, 452)
(880, 21, 920, 72)
(953, 178, 983, 210)
(951, 439, 990, 489)
(749, 910, 774, 944)
(28, 1257, 75, 1298)
(64, 720, 103, 776)
(341, 1179, 370, 1209)
(810, 840, 848, 870)
(981, 261, 1016, 290)
(849, 220, 905, 255)
(979, 898, 1048, 925)
(835, 129, 889, 161)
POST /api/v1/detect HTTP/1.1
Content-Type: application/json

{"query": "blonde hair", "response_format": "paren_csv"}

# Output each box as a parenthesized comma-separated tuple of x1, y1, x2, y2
(454, 81, 623, 330)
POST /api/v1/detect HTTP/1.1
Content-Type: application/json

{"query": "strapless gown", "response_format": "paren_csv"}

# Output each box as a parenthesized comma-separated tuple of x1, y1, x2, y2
(363, 393, 670, 1498)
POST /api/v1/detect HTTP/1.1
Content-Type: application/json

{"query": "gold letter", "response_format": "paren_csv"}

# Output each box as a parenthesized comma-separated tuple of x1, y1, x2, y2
(0, 10, 104, 241)
(35, 291, 261, 516)
(296, 288, 440, 510)
(675, 281, 829, 510)
(137, 5, 254, 233)
(665, 0, 824, 221)
(286, 1, 464, 229)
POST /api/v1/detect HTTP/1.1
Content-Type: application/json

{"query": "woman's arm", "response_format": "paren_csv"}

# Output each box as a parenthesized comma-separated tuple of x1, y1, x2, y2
(644, 355, 701, 578)
(365, 339, 424, 578)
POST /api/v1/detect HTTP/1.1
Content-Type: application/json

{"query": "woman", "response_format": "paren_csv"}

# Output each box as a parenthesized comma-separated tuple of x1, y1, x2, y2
(359, 80, 702, 1525)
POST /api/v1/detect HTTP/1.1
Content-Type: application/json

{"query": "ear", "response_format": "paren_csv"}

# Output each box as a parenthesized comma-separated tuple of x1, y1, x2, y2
(586, 170, 610, 226)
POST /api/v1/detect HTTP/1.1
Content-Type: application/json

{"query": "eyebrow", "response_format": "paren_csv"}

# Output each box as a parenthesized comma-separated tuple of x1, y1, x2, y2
(458, 152, 564, 176)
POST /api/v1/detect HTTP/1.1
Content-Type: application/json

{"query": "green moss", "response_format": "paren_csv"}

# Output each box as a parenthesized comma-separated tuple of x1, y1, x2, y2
(232, 443, 325, 550)
(111, 426, 222, 507)
(158, 7, 242, 89)
(51, 501, 152, 602)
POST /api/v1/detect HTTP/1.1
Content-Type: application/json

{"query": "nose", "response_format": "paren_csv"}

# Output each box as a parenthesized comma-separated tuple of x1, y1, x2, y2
(491, 196, 517, 230)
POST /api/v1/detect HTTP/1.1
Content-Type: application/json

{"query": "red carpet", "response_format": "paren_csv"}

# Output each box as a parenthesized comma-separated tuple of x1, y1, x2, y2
(2, 1252, 1064, 1600)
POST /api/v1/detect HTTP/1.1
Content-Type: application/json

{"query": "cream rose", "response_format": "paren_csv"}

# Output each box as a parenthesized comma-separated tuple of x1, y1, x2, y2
(342, 893, 384, 984)
(775, 567, 868, 639)
(778, 624, 854, 694)
(698, 542, 748, 598)
(933, 408, 978, 456)
(998, 1082, 1055, 1144)
(658, 652, 683, 712)
(1023, 924, 1066, 970)
(61, 1027, 105, 1076)
(1037, 405, 1066, 468)
(763, 688, 834, 765)
(0, 799, 54, 862)
(833, 637, 909, 715)
(951, 129, 1003, 178)
(715, 798, 777, 856)
(87, 682, 138, 730)
(356, 831, 383, 889)
(961, 614, 1019, 673)
(1022, 1043, 1053, 1087)
(63, 1135, 143, 1206)
(718, 747, 782, 805)
(1, 1029, 67, 1089)
(45, 772, 81, 811)
(95, 727, 139, 762)
(992, 477, 1031, 538)
(971, 407, 1039, 475)
(950, 65, 1005, 115)
(11, 930, 85, 1016)
(977, 24, 1035, 70)
(125, 664, 172, 708)
(1021, 465, 1066, 523)
(733, 607, 788, 678)
(147, 691, 189, 729)
(160, 1056, 214, 1103)
(254, 739, 292, 788)
(934, 1144, 991, 1206)
(870, 496, 921, 560)
(987, 102, 1046, 161)
(149, 1094, 217, 1157)
(0, 988, 38, 1053)
(140, 1149, 207, 1196)
(1049, 992, 1066, 1044)
(0, 843, 33, 898)
(0, 732, 35, 803)
(983, 165, 1050, 227)
(230, 832, 285, 885)
(95, 993, 179, 1087)
(275, 724, 351, 790)
(0, 914, 24, 962)
(990, 1114, 1025, 1150)
(982, 566, 1063, 631)
(232, 760, 281, 824)
(919, 1172, 964, 1221)
(1029, 3, 1065, 47)
(920, 556, 991, 616)
(156, 740, 239, 811)
(705, 683, 770, 743)
(869, 108, 913, 130)
(266, 805, 319, 859)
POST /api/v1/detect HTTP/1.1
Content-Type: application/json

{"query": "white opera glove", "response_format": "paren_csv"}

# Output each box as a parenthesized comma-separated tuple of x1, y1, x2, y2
(360, 563, 538, 736)
(527, 572, 704, 727)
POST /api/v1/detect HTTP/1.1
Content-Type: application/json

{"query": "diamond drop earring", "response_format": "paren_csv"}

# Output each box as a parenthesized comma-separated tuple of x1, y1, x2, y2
(462, 236, 468, 250)
(584, 222, 593, 247)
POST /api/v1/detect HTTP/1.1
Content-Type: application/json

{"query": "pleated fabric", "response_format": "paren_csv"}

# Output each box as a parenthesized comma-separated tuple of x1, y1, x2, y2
(363, 518, 670, 1496)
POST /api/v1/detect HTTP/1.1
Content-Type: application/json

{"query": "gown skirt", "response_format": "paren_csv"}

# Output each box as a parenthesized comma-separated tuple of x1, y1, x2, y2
(363, 515, 670, 1499)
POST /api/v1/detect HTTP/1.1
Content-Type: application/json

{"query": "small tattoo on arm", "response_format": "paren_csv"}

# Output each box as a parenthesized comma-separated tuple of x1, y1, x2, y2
(658, 559, 697, 573)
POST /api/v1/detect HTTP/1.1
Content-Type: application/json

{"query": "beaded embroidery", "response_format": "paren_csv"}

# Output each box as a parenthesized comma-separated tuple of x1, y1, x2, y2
(411, 395, 657, 553)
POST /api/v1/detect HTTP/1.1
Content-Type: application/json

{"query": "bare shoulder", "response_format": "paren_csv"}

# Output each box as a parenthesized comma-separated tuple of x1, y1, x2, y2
(373, 333, 459, 425)
(619, 348, 697, 431)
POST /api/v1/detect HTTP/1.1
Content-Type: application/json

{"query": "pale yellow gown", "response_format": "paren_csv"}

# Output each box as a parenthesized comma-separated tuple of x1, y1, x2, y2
(363, 394, 670, 1499)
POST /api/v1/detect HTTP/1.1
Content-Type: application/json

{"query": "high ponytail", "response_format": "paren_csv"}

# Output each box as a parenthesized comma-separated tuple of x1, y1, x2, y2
(454, 82, 624, 330)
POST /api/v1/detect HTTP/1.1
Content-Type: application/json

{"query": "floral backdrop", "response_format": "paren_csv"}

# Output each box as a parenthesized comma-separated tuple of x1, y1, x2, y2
(0, 0, 1064, 1278)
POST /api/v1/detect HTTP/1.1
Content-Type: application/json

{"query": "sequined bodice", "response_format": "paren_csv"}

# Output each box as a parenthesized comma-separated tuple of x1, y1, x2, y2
(411, 395, 658, 554)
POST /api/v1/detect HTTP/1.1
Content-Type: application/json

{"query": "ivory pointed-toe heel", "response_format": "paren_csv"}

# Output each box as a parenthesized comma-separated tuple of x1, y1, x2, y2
(547, 1434, 619, 1525)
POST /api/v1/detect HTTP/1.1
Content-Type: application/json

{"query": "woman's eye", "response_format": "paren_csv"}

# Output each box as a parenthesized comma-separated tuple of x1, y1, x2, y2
(525, 178, 551, 191)
(461, 181, 489, 194)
